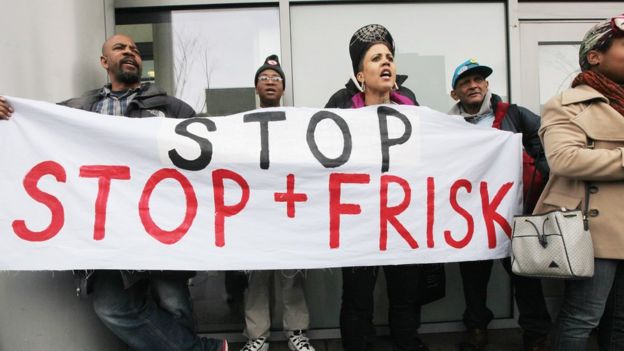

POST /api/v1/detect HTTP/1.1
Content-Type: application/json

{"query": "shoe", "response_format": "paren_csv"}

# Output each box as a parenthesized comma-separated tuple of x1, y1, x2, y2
(458, 328, 488, 351)
(241, 337, 268, 351)
(524, 335, 549, 351)
(288, 330, 315, 351)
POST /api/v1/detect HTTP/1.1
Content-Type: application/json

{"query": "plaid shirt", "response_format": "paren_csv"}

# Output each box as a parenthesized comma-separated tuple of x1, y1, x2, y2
(92, 86, 140, 116)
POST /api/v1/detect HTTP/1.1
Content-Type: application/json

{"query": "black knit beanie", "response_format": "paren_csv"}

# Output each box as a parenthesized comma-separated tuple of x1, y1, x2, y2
(349, 24, 395, 75)
(254, 54, 285, 88)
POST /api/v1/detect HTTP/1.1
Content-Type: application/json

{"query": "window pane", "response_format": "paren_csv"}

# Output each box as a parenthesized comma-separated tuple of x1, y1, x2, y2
(538, 44, 580, 110)
(171, 8, 280, 115)
(290, 3, 508, 112)
(117, 7, 280, 116)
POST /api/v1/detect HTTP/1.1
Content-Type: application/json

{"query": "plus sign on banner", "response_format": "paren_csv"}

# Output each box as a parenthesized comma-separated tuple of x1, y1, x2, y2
(0, 98, 522, 270)
(274, 174, 308, 218)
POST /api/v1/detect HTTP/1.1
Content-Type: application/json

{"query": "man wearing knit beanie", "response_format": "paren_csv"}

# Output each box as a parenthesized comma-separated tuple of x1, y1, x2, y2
(254, 54, 285, 108)
(240, 54, 315, 351)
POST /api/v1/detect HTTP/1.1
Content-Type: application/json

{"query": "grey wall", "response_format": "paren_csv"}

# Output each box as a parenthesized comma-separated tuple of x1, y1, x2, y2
(0, 273, 127, 350)
(0, 0, 109, 102)
(0, 1, 126, 349)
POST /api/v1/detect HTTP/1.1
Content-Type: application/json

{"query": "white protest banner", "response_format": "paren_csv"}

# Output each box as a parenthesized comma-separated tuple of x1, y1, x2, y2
(0, 97, 522, 270)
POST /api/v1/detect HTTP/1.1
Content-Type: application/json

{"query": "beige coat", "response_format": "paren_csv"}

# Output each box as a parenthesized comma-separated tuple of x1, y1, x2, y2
(535, 84, 624, 259)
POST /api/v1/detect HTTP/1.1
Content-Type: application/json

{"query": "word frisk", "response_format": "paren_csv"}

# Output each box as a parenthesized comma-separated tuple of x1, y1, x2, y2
(12, 160, 513, 250)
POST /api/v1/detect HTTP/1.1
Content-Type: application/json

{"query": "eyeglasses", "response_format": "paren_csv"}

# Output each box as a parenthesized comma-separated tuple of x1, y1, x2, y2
(258, 75, 283, 82)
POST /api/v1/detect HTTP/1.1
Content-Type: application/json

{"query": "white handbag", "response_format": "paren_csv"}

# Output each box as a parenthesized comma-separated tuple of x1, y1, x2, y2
(510, 186, 594, 279)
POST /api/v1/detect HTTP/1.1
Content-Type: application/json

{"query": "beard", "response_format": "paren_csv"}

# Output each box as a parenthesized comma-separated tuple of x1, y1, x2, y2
(115, 69, 142, 85)
(112, 61, 142, 85)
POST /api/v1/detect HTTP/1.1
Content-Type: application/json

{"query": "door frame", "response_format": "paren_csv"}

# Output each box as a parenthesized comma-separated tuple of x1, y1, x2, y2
(509, 1, 621, 109)
(518, 20, 597, 114)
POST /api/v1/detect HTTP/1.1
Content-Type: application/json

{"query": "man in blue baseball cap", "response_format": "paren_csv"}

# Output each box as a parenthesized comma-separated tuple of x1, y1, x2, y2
(449, 59, 493, 121)
(448, 59, 552, 351)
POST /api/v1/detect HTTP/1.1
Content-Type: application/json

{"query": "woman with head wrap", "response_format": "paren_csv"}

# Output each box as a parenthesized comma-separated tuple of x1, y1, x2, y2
(534, 14, 624, 350)
(324, 24, 418, 108)
(325, 24, 428, 351)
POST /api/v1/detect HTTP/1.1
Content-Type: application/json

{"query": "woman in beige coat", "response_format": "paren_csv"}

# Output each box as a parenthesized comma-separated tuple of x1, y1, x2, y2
(535, 14, 624, 350)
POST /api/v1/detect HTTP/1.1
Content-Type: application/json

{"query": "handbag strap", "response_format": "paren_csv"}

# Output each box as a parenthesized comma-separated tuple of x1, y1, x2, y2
(523, 165, 538, 214)
(582, 137, 594, 231)
(583, 183, 591, 231)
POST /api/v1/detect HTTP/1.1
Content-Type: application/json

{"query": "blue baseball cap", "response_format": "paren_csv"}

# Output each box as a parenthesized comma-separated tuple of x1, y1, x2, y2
(451, 59, 493, 89)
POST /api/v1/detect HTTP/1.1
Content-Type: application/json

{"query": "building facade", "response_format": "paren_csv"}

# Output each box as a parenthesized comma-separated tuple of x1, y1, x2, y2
(0, 1, 620, 349)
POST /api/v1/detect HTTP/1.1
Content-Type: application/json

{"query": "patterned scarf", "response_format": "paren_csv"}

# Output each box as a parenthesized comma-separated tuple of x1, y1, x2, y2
(572, 70, 624, 117)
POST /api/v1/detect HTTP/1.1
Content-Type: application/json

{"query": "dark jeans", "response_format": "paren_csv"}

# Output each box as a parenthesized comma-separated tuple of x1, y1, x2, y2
(553, 258, 624, 350)
(459, 258, 551, 343)
(340, 265, 421, 351)
(92, 270, 219, 351)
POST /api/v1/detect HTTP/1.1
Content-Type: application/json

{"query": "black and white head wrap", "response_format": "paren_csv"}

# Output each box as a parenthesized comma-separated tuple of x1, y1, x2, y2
(349, 24, 395, 75)
(579, 14, 624, 71)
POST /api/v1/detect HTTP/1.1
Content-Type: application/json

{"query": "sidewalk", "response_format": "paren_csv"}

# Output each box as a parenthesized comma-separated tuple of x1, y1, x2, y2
(230, 328, 524, 351)
(229, 328, 599, 351)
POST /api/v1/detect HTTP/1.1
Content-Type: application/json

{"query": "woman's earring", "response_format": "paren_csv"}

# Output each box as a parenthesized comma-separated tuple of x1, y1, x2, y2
(361, 81, 366, 92)
(394, 82, 399, 90)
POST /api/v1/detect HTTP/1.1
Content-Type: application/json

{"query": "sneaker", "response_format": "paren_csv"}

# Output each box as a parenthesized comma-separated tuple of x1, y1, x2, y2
(288, 330, 315, 351)
(240, 337, 269, 351)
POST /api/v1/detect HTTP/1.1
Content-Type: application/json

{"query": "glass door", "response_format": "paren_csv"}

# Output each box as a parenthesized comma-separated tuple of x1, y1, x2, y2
(519, 21, 600, 114)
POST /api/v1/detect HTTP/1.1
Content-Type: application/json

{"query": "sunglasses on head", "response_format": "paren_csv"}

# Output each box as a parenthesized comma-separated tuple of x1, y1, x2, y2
(611, 14, 624, 34)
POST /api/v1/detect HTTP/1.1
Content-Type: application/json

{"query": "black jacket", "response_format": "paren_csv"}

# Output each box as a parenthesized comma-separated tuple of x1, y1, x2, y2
(324, 75, 419, 108)
(60, 83, 195, 118)
(490, 93, 549, 177)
